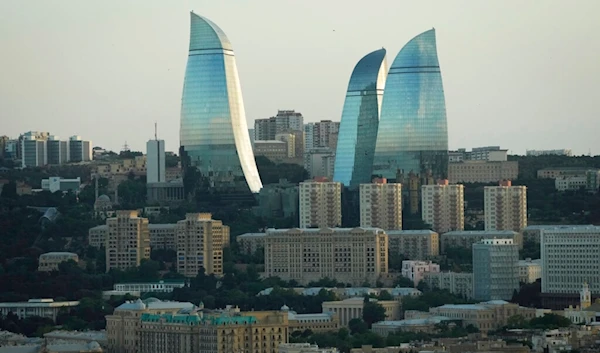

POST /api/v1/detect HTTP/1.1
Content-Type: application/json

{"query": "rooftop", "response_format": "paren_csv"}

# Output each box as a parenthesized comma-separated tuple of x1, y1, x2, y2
(266, 227, 385, 234)
(148, 224, 177, 229)
(442, 230, 518, 236)
(0, 299, 79, 308)
(237, 232, 266, 238)
(140, 313, 257, 325)
(115, 298, 194, 311)
(39, 252, 78, 257)
(374, 316, 451, 326)
(44, 330, 106, 342)
(387, 230, 437, 235)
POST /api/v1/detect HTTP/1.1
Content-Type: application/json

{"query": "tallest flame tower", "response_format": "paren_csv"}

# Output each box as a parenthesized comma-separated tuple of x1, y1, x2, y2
(180, 13, 262, 193)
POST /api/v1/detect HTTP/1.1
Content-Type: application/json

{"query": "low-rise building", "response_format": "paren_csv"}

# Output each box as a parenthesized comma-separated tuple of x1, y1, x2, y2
(518, 258, 541, 283)
(253, 140, 288, 162)
(537, 167, 598, 179)
(113, 280, 186, 294)
(401, 261, 440, 286)
(448, 160, 518, 184)
(236, 232, 266, 255)
(284, 306, 340, 334)
(422, 272, 473, 299)
(371, 316, 452, 336)
(0, 299, 79, 321)
(387, 230, 439, 260)
(425, 300, 536, 332)
(322, 297, 401, 327)
(41, 177, 81, 193)
(146, 180, 185, 205)
(0, 342, 104, 353)
(88, 225, 108, 247)
(554, 170, 600, 192)
(38, 252, 79, 272)
(440, 230, 522, 252)
(279, 343, 338, 353)
(43, 330, 107, 347)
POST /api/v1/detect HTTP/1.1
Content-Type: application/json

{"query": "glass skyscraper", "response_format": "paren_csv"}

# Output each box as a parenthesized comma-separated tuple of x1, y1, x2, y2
(180, 13, 263, 193)
(333, 49, 387, 188)
(373, 29, 449, 181)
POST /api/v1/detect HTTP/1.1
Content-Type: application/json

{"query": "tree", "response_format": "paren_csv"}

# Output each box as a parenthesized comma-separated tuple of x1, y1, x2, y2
(348, 318, 368, 334)
(362, 300, 386, 328)
(0, 181, 17, 198)
(378, 290, 393, 301)
(394, 276, 415, 288)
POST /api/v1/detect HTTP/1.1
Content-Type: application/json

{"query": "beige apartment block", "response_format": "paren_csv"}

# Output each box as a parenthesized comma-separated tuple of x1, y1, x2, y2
(322, 297, 401, 327)
(448, 160, 518, 184)
(253, 140, 288, 162)
(518, 258, 541, 283)
(90, 223, 176, 251)
(423, 271, 473, 299)
(236, 232, 266, 255)
(421, 180, 464, 234)
(105, 211, 150, 273)
(299, 180, 342, 228)
(484, 180, 527, 232)
(176, 213, 230, 277)
(359, 179, 402, 231)
(264, 227, 388, 286)
(387, 230, 439, 260)
(440, 230, 522, 253)
(38, 252, 79, 272)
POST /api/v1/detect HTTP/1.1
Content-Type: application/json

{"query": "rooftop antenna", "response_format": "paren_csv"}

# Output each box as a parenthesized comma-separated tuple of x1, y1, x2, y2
(155, 122, 158, 141)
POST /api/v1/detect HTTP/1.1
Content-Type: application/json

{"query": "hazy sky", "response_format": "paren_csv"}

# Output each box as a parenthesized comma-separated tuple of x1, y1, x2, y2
(1, 1, 599, 155)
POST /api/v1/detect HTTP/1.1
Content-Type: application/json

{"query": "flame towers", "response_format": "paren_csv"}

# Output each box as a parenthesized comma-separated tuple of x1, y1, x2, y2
(179, 13, 262, 193)
(333, 49, 387, 188)
(373, 29, 449, 181)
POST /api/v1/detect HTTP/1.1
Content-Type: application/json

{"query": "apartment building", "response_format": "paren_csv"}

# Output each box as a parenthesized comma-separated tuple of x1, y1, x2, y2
(518, 258, 542, 284)
(387, 230, 439, 260)
(253, 140, 289, 162)
(38, 252, 79, 272)
(541, 226, 600, 296)
(359, 179, 402, 230)
(322, 297, 401, 327)
(176, 213, 230, 277)
(401, 261, 440, 286)
(299, 179, 342, 228)
(105, 211, 151, 272)
(472, 239, 519, 301)
(236, 233, 266, 255)
(421, 180, 464, 234)
(440, 230, 522, 253)
(264, 227, 388, 286)
(484, 181, 527, 232)
(138, 308, 288, 353)
(448, 160, 519, 184)
(304, 148, 336, 180)
(106, 298, 195, 353)
(423, 271, 473, 299)
(90, 223, 177, 250)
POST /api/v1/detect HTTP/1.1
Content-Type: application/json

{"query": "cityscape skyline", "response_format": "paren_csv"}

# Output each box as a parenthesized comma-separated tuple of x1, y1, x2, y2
(1, 1, 599, 155)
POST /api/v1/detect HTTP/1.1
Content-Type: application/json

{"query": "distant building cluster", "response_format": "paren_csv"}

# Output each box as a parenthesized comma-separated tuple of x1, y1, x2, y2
(526, 149, 573, 157)
(448, 146, 519, 184)
(0, 131, 92, 168)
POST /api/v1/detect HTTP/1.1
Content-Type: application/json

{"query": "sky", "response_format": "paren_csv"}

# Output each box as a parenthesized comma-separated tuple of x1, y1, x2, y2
(1, 1, 599, 155)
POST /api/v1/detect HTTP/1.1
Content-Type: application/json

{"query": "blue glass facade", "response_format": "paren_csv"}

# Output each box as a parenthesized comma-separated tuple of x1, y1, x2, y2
(373, 29, 449, 181)
(333, 49, 387, 188)
(180, 13, 262, 193)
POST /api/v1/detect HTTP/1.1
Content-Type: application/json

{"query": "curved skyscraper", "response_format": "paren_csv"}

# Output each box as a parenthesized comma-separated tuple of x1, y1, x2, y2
(373, 29, 449, 182)
(180, 13, 262, 193)
(333, 49, 388, 188)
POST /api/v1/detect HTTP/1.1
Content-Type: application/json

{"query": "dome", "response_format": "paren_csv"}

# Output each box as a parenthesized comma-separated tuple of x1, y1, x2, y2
(280, 304, 290, 311)
(97, 194, 111, 202)
(87, 341, 102, 352)
(143, 297, 161, 304)
(117, 299, 146, 310)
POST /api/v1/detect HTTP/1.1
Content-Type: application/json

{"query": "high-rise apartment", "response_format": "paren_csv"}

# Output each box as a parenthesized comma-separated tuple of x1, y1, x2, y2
(105, 211, 151, 273)
(484, 180, 527, 232)
(334, 49, 387, 188)
(472, 238, 519, 301)
(374, 29, 449, 181)
(421, 180, 464, 233)
(299, 179, 342, 228)
(254, 110, 304, 141)
(146, 139, 165, 184)
(68, 135, 92, 162)
(21, 131, 48, 167)
(264, 227, 388, 285)
(541, 226, 600, 296)
(304, 120, 340, 150)
(176, 213, 230, 277)
(359, 178, 402, 230)
(46, 136, 68, 165)
(179, 13, 262, 193)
